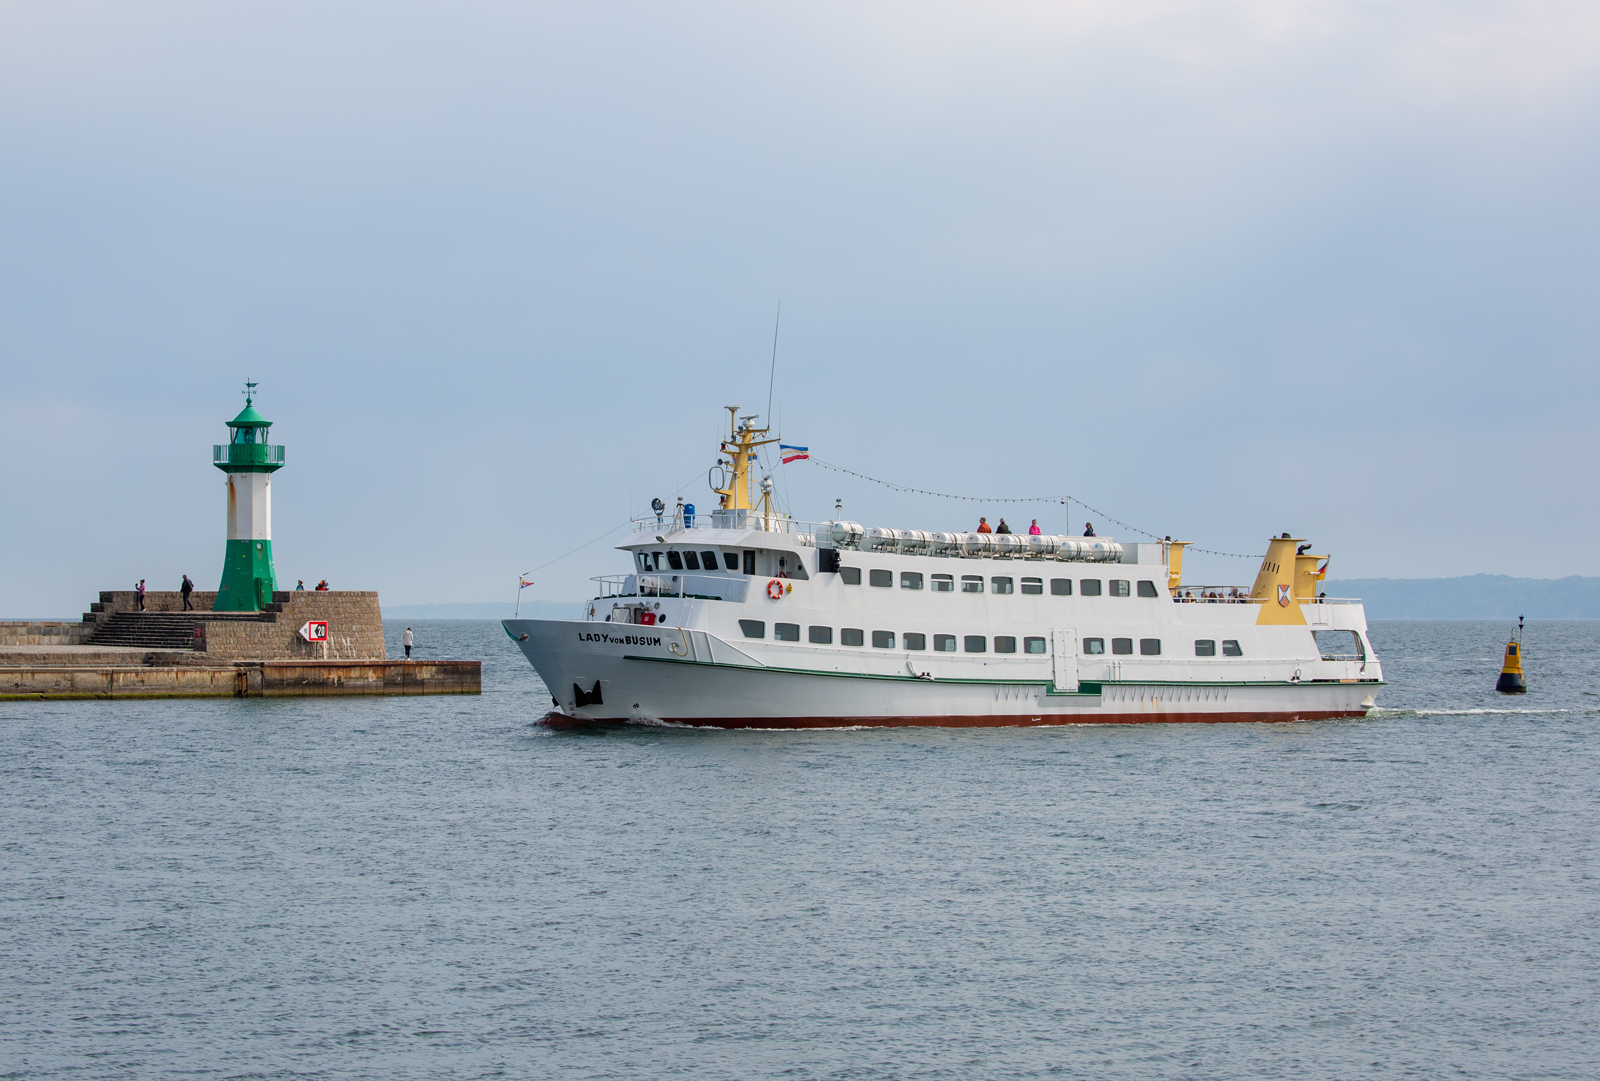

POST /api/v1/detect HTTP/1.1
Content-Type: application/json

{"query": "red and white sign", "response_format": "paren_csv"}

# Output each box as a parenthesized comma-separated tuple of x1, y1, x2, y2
(299, 620, 329, 642)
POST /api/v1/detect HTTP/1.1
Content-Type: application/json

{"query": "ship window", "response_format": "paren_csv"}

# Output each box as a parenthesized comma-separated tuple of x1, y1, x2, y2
(1222, 639, 1243, 656)
(872, 630, 895, 648)
(1083, 638, 1105, 654)
(901, 571, 923, 590)
(683, 551, 700, 570)
(742, 550, 755, 575)
(994, 636, 1016, 654)
(774, 623, 800, 642)
(1137, 580, 1159, 598)
(809, 626, 832, 644)
(637, 553, 649, 573)
(964, 635, 987, 653)
(903, 632, 926, 651)
(1110, 579, 1130, 597)
(869, 569, 893, 587)
(651, 552, 663, 571)
(991, 577, 1014, 594)
(1112, 637, 1133, 655)
(1140, 638, 1161, 656)
(841, 628, 864, 646)
(1080, 579, 1102, 596)
(1195, 639, 1216, 657)
(841, 567, 861, 585)
(1050, 578, 1072, 596)
(739, 619, 765, 639)
(1024, 636, 1046, 654)
(931, 574, 954, 592)
(961, 576, 984, 593)
(1021, 577, 1043, 595)
(667, 551, 684, 571)
(934, 634, 956, 652)
(724, 552, 739, 570)
(702, 552, 719, 571)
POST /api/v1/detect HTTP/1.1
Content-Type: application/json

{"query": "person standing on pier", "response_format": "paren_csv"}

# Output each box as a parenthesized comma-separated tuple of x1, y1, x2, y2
(180, 574, 194, 610)
(135, 579, 146, 611)
(403, 627, 414, 659)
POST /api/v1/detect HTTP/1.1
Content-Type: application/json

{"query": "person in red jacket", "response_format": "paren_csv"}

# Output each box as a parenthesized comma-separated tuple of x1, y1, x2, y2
(975, 517, 992, 533)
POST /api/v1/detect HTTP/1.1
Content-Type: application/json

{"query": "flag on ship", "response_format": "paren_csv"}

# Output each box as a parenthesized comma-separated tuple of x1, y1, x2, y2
(519, 577, 534, 589)
(1316, 561, 1328, 581)
(780, 444, 809, 464)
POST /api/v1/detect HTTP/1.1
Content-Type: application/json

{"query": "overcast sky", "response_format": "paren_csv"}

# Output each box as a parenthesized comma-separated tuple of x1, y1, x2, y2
(3, 1, 1598, 615)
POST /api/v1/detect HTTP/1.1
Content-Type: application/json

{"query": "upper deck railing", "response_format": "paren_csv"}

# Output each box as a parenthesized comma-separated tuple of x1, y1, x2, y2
(593, 574, 750, 603)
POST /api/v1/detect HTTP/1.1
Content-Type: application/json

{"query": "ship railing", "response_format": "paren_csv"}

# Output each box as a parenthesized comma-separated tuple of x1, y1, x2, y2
(631, 510, 825, 540)
(591, 574, 750, 603)
(1172, 588, 1362, 605)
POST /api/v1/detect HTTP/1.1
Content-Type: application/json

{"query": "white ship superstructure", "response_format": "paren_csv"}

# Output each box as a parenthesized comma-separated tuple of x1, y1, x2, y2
(506, 410, 1382, 727)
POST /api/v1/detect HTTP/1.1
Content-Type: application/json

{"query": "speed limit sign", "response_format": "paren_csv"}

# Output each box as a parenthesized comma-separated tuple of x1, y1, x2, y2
(299, 620, 328, 643)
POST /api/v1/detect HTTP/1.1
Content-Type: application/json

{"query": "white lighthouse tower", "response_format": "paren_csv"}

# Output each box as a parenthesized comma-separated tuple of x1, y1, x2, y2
(212, 383, 286, 611)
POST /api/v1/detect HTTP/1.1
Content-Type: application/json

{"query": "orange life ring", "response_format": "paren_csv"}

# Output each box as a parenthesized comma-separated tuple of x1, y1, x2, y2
(767, 579, 784, 600)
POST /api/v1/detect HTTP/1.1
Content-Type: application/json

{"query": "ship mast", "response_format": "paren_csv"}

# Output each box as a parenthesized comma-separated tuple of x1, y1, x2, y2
(714, 405, 781, 527)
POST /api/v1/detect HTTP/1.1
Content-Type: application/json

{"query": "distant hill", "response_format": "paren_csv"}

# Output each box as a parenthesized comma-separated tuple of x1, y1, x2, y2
(1325, 576, 1600, 619)
(382, 600, 586, 620)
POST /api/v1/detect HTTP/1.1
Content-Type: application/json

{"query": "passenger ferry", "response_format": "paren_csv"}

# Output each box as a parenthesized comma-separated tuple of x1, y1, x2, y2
(505, 409, 1383, 727)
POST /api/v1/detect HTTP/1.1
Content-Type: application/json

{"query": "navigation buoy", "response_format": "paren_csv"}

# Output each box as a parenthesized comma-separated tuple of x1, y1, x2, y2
(1495, 616, 1526, 694)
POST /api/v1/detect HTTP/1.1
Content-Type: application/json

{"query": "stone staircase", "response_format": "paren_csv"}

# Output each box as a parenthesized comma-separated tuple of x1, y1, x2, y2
(86, 611, 265, 650)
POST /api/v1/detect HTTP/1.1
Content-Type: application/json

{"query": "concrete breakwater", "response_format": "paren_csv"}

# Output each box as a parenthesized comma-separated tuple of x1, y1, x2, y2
(0, 659, 480, 700)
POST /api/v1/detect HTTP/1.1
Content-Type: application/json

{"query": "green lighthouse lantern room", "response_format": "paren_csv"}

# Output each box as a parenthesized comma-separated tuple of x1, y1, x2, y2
(213, 383, 286, 611)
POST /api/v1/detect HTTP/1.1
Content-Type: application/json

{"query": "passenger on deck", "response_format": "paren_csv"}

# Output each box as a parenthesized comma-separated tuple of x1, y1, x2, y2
(1028, 520, 1042, 535)
(1083, 523, 1096, 536)
(976, 517, 992, 533)
(996, 519, 1012, 534)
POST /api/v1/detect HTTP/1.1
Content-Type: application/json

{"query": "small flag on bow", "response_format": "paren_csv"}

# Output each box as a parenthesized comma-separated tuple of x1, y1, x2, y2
(519, 577, 534, 589)
(780, 444, 809, 464)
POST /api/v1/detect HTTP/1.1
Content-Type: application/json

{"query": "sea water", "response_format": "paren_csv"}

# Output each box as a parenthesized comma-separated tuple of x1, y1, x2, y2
(1, 620, 1595, 1079)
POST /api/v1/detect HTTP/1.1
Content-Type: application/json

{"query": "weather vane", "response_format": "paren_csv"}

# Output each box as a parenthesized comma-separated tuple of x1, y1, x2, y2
(243, 380, 258, 406)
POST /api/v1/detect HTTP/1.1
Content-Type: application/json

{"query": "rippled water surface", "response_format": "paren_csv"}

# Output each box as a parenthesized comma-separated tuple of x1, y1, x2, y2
(3, 620, 1596, 1080)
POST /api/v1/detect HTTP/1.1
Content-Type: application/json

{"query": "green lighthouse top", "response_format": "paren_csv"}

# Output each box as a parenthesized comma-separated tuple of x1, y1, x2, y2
(214, 382, 286, 473)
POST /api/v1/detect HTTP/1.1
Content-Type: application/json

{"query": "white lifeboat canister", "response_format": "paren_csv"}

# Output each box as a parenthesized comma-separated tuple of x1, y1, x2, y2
(898, 530, 931, 554)
(829, 521, 865, 549)
(962, 532, 995, 557)
(867, 527, 902, 552)
(929, 531, 962, 555)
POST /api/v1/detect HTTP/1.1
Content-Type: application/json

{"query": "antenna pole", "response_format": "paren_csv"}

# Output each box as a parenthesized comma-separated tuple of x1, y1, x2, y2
(766, 303, 781, 424)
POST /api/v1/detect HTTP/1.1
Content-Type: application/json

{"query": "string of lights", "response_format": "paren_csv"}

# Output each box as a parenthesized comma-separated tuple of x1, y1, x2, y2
(807, 458, 1263, 560)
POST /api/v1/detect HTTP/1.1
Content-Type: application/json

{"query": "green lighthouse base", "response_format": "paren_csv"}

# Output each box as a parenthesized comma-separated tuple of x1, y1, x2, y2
(215, 538, 279, 611)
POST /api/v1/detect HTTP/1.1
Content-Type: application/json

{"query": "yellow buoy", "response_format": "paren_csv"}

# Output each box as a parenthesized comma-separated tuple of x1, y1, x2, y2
(1495, 616, 1526, 694)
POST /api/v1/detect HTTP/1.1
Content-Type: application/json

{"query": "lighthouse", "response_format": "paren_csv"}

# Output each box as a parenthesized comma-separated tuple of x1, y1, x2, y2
(212, 384, 286, 611)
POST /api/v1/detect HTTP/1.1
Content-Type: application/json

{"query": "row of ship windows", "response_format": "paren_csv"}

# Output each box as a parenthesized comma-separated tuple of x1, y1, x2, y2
(736, 620, 1243, 657)
(645, 550, 738, 572)
(845, 568, 1159, 597)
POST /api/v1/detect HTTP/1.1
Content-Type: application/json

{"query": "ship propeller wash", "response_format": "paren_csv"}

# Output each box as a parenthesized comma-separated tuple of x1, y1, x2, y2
(505, 409, 1383, 727)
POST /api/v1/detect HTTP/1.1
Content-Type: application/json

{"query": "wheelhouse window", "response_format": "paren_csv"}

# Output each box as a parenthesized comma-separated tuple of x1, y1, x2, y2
(1080, 579, 1102, 596)
(1021, 577, 1043, 595)
(841, 628, 864, 646)
(702, 552, 719, 572)
(964, 635, 987, 653)
(774, 623, 800, 642)
(667, 551, 684, 571)
(739, 619, 765, 639)
(1050, 578, 1072, 596)
(723, 552, 739, 570)
(1112, 638, 1133, 655)
(931, 574, 954, 592)
(1083, 638, 1105, 654)
(809, 626, 833, 644)
(901, 571, 924, 590)
(869, 569, 893, 587)
(871, 630, 895, 648)
(841, 567, 861, 585)
(991, 577, 1014, 594)
(903, 632, 926, 651)
(1110, 580, 1130, 597)
(1194, 639, 1216, 657)
(1222, 639, 1243, 656)
(994, 636, 1017, 653)
(961, 576, 984, 593)
(1139, 638, 1161, 655)
(637, 553, 649, 573)
(1024, 636, 1046, 654)
(683, 551, 700, 570)
(1137, 580, 1159, 597)
(934, 634, 956, 652)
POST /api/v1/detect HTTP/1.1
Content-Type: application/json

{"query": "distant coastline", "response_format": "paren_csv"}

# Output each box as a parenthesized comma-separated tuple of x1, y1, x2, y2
(381, 577, 1600, 622)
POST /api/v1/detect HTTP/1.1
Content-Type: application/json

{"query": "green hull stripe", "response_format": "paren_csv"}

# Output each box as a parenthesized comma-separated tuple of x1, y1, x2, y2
(214, 538, 277, 611)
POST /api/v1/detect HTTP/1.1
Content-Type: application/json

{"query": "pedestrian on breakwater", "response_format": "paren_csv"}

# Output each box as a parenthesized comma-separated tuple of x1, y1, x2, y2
(403, 627, 413, 659)
(135, 579, 146, 611)
(180, 574, 194, 610)
(295, 579, 305, 590)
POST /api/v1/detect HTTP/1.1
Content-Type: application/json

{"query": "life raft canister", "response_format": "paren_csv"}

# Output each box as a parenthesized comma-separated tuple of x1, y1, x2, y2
(767, 579, 784, 600)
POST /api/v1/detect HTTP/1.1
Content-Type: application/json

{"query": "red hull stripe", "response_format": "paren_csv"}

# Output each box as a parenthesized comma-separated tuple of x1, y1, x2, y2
(543, 709, 1368, 730)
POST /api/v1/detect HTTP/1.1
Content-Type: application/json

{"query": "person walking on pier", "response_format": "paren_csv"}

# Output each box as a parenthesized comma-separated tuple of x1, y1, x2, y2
(403, 627, 414, 659)
(135, 579, 146, 611)
(180, 574, 194, 610)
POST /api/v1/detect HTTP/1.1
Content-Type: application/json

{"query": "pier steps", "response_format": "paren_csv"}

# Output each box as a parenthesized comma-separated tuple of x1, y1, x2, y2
(86, 611, 264, 650)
